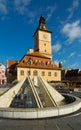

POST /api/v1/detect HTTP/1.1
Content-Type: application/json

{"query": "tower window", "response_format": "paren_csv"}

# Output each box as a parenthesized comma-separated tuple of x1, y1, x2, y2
(44, 43, 46, 46)
(45, 50, 47, 52)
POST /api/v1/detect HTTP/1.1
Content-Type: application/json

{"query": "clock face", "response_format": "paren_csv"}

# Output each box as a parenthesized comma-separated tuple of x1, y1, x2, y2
(43, 34, 47, 39)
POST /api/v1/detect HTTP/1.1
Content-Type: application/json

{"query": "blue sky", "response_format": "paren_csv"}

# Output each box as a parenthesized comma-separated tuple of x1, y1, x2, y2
(0, 0, 81, 69)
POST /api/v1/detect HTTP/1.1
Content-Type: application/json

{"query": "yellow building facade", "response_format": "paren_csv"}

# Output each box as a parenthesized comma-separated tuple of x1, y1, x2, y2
(7, 16, 61, 82)
(17, 68, 61, 81)
(17, 51, 61, 81)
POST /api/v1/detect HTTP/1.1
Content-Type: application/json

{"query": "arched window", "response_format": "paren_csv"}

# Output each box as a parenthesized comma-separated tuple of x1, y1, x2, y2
(48, 72, 51, 76)
(42, 71, 45, 76)
(44, 43, 46, 46)
(20, 70, 24, 75)
(27, 70, 31, 76)
(54, 72, 57, 77)
(33, 70, 38, 76)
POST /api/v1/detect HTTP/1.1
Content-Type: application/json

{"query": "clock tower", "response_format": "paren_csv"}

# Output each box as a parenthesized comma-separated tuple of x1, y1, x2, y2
(33, 16, 52, 59)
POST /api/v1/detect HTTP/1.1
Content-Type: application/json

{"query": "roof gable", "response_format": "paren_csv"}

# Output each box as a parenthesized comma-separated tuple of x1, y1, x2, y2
(17, 53, 59, 70)
(7, 60, 18, 69)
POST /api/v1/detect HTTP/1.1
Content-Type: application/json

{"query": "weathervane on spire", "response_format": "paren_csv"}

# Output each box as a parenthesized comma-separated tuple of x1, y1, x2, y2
(39, 16, 46, 24)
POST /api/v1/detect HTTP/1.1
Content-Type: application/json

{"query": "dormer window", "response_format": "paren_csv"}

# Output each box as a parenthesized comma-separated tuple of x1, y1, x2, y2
(24, 58, 32, 65)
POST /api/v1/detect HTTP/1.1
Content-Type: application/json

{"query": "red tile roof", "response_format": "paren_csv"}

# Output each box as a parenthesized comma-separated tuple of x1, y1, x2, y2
(27, 51, 51, 59)
(17, 52, 60, 70)
(7, 60, 18, 69)
(7, 52, 60, 70)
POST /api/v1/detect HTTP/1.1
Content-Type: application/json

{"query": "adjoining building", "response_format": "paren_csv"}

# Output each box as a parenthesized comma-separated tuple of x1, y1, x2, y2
(6, 16, 61, 83)
(65, 69, 81, 82)
(61, 69, 81, 82)
(0, 63, 6, 85)
(61, 69, 81, 87)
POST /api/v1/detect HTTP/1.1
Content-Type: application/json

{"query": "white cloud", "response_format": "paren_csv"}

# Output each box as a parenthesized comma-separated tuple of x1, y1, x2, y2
(46, 5, 56, 21)
(62, 60, 66, 63)
(14, 0, 31, 7)
(62, 20, 81, 42)
(14, 0, 31, 15)
(54, 60, 59, 66)
(52, 42, 62, 52)
(67, 63, 77, 69)
(68, 52, 75, 58)
(0, 0, 8, 15)
(67, 0, 79, 19)
(70, 63, 78, 69)
(78, 54, 81, 57)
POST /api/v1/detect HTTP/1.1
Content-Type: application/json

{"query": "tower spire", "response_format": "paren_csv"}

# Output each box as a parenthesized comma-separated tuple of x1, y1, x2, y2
(38, 16, 48, 31)
(39, 16, 46, 24)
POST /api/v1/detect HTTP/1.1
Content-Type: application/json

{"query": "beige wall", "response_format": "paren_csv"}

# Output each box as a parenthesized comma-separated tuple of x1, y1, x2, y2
(34, 30, 52, 59)
(38, 30, 52, 59)
(38, 30, 51, 42)
(17, 67, 61, 82)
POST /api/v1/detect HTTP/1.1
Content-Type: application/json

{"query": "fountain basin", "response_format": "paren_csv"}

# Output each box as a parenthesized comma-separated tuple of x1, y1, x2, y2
(0, 94, 81, 119)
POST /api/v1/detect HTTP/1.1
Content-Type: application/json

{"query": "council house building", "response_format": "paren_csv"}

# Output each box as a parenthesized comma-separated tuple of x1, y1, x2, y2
(7, 16, 61, 83)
